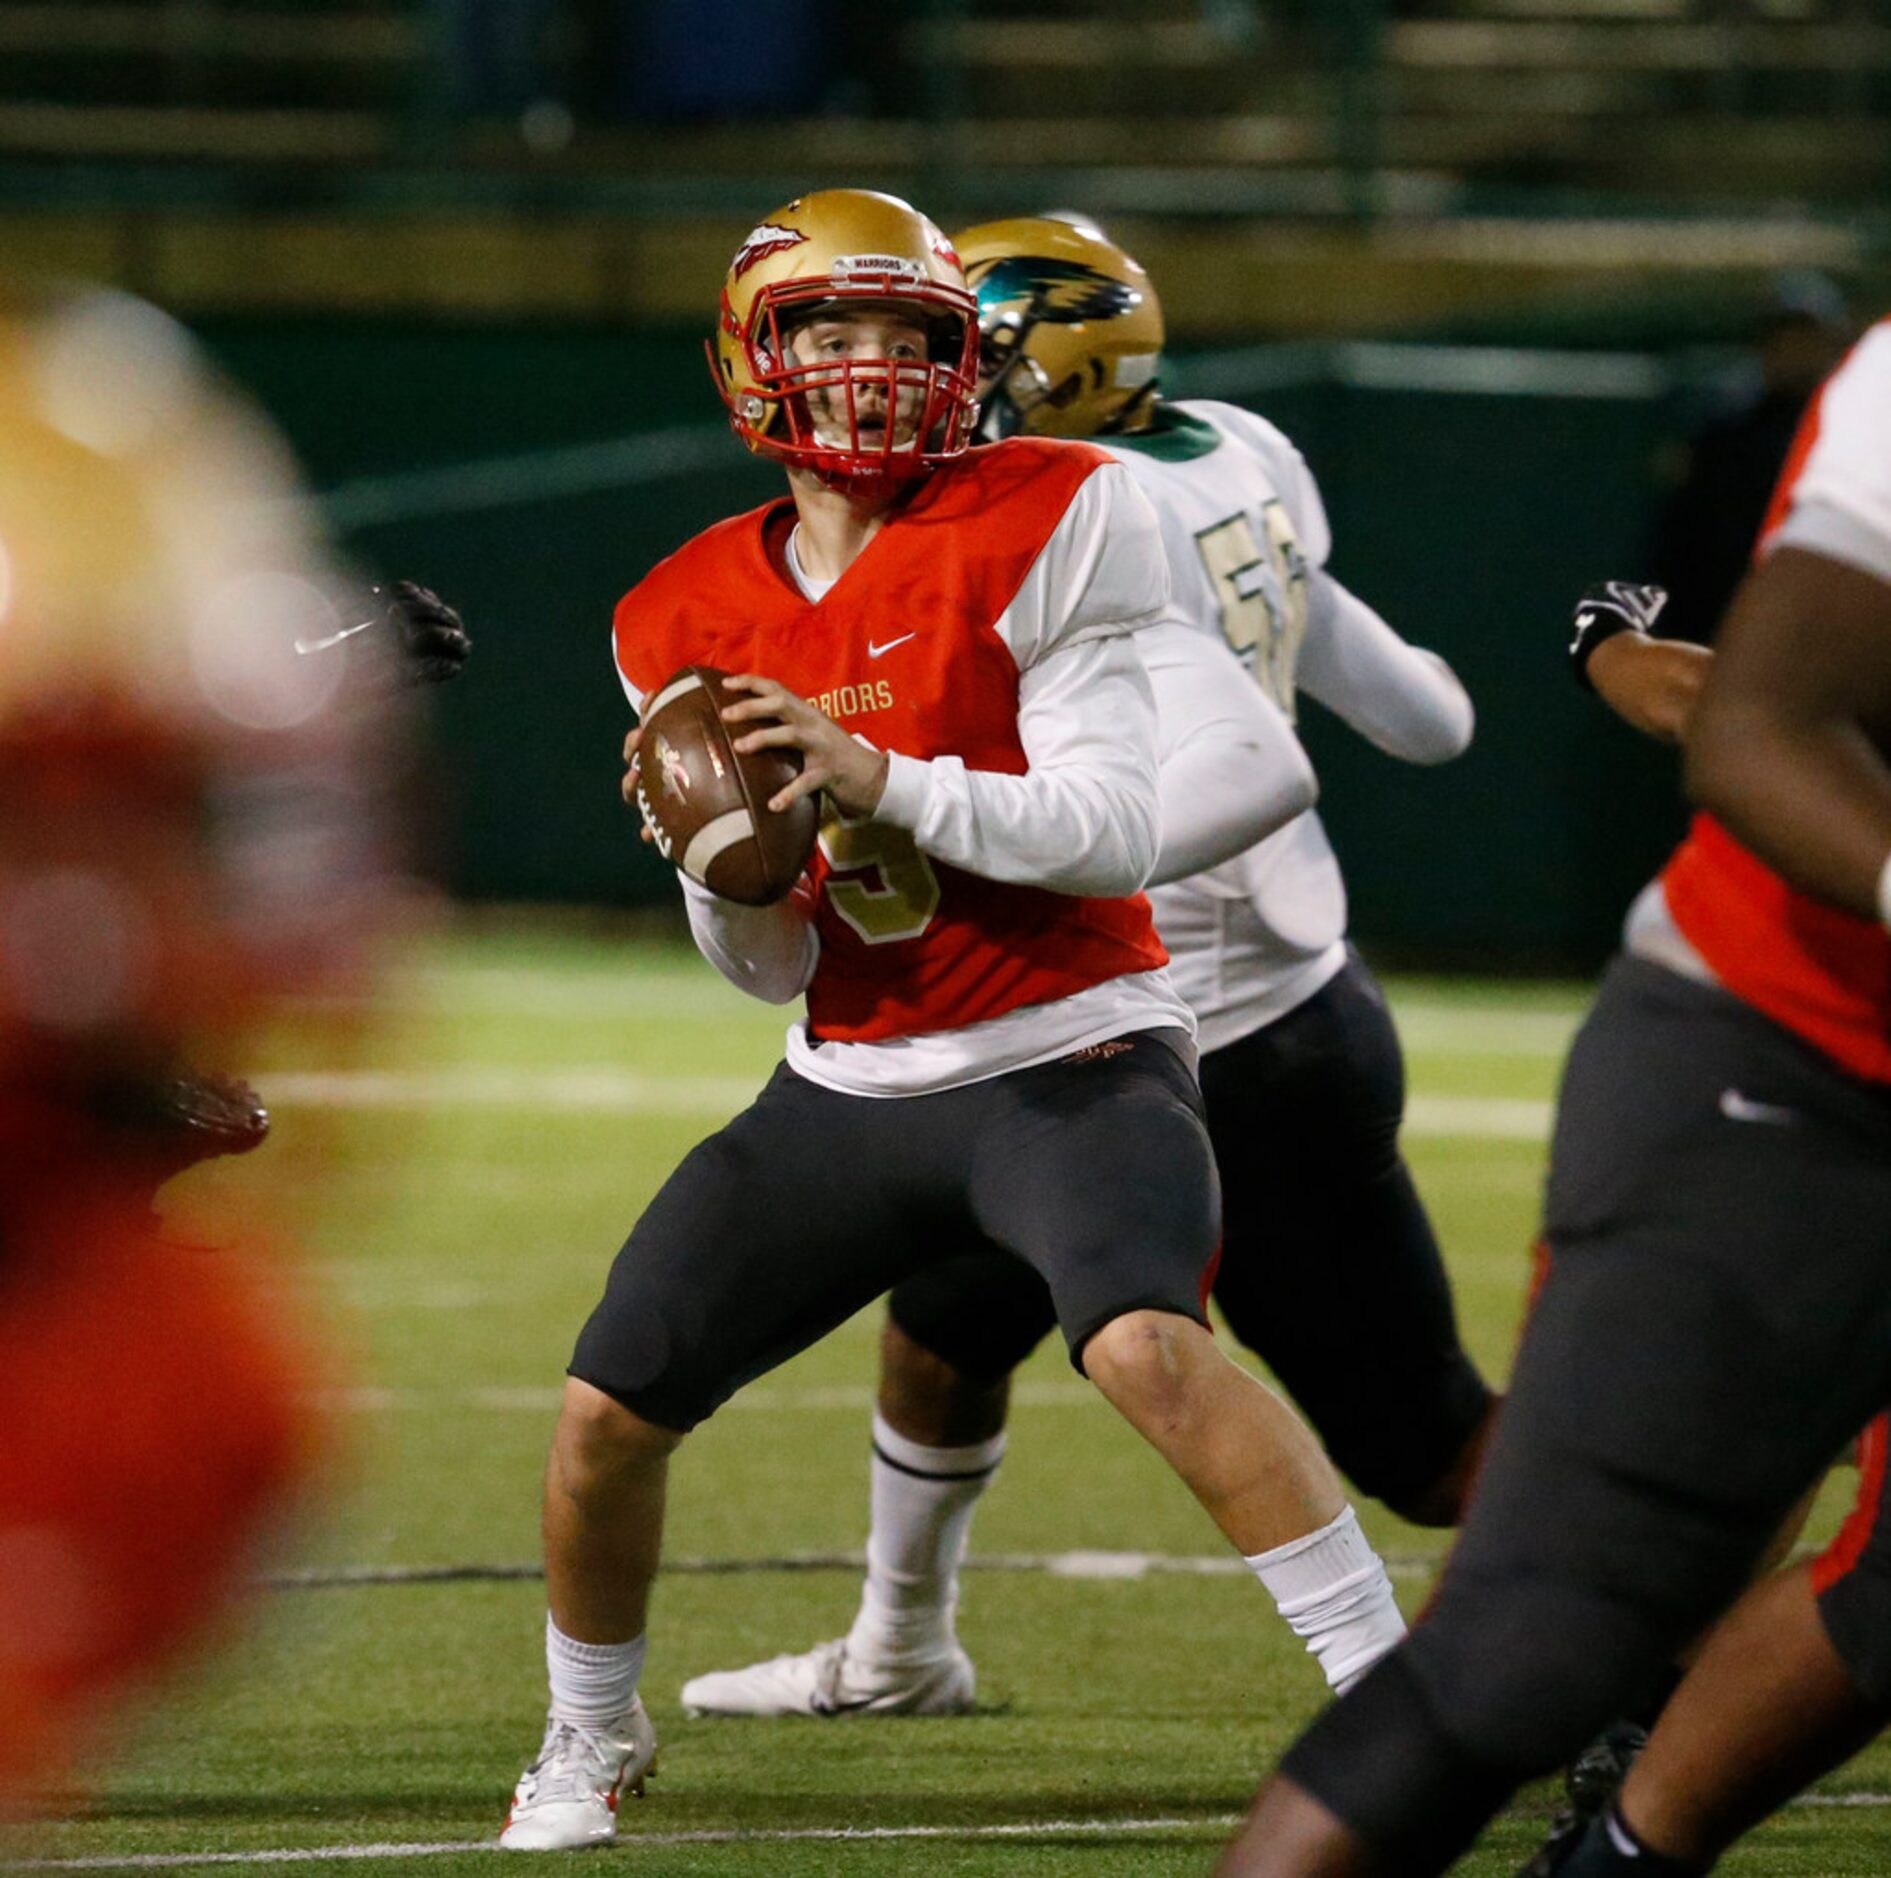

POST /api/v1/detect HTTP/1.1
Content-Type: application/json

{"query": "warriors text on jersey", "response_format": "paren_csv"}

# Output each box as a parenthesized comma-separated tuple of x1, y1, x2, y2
(1644, 318, 1891, 1081)
(614, 437, 1185, 1094)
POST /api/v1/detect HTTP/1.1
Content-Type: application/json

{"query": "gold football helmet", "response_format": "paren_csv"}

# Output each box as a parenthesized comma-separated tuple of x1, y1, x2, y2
(0, 283, 391, 1060)
(709, 188, 980, 480)
(954, 217, 1164, 442)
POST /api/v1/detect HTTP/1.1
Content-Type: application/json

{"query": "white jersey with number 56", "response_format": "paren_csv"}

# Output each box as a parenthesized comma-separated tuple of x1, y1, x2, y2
(1100, 399, 1475, 1051)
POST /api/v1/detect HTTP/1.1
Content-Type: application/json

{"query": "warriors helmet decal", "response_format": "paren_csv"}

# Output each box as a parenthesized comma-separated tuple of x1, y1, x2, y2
(732, 221, 808, 278)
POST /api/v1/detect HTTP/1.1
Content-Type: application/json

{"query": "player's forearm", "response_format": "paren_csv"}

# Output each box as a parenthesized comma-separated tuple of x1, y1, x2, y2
(1685, 548, 1891, 924)
(680, 876, 818, 1004)
(1298, 574, 1474, 764)
(876, 750, 1158, 896)
(1687, 709, 1891, 925)
(874, 633, 1162, 896)
(1588, 634, 1713, 745)
(1149, 735, 1316, 888)
(1139, 618, 1316, 885)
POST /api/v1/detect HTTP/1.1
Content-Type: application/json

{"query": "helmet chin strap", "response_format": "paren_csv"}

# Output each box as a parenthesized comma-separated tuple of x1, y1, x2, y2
(974, 396, 1023, 444)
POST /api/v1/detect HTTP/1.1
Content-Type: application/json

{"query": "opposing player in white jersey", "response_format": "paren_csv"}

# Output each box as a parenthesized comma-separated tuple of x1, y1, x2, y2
(680, 215, 1493, 1723)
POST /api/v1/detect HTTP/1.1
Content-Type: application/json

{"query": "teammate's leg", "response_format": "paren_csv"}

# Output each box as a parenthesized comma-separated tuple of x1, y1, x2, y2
(680, 1255, 1053, 1717)
(1541, 1415, 1891, 1874)
(976, 1031, 1406, 1694)
(1203, 958, 1494, 1527)
(1219, 959, 1891, 1877)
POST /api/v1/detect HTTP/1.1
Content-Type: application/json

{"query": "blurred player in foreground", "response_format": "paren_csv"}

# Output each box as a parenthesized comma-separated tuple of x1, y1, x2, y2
(1220, 316, 1891, 1875)
(680, 215, 1493, 1725)
(500, 188, 1411, 1852)
(0, 284, 413, 1815)
(122, 576, 467, 1204)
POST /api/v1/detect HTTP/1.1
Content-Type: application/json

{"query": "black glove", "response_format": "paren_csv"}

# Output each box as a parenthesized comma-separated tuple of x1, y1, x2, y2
(378, 579, 472, 687)
(1568, 581, 1667, 690)
(86, 1068, 271, 1184)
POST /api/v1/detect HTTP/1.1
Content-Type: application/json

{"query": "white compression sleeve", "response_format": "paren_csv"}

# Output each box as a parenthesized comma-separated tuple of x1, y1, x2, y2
(1141, 621, 1316, 888)
(1296, 571, 1475, 765)
(679, 873, 818, 1005)
(874, 630, 1162, 897)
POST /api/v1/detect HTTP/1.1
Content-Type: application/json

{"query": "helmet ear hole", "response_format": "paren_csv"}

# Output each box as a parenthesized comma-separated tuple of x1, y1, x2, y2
(1045, 372, 1085, 411)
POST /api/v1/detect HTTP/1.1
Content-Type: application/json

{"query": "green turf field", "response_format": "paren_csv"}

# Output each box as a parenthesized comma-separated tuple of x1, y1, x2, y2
(15, 924, 1886, 1876)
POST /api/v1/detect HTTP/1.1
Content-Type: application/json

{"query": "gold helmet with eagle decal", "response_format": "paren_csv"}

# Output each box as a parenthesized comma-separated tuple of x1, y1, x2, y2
(709, 189, 980, 481)
(954, 216, 1164, 443)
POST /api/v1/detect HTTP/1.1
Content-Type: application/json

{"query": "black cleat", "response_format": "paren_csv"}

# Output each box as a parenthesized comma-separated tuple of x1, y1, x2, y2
(1566, 1720, 1649, 1814)
(1515, 1721, 1648, 1877)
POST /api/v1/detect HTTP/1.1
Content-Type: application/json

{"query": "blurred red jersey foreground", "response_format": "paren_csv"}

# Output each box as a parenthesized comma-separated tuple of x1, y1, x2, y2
(0, 281, 414, 1818)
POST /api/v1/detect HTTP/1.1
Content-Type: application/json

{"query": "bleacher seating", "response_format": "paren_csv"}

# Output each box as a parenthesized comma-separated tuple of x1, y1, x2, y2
(0, 1, 1880, 332)
(0, 0, 1882, 202)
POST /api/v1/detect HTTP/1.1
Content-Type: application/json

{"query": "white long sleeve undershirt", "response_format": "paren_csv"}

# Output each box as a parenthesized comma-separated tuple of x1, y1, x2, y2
(1141, 621, 1316, 888)
(1297, 570, 1475, 765)
(874, 629, 1161, 898)
(675, 620, 1315, 1023)
(680, 874, 817, 1005)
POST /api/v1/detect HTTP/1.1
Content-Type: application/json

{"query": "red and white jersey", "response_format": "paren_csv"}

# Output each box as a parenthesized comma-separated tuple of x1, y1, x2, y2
(614, 437, 1191, 1097)
(1636, 317, 1891, 1080)
(1097, 400, 1474, 1050)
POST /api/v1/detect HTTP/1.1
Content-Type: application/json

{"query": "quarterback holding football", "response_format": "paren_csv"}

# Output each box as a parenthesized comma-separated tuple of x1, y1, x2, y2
(679, 217, 1492, 1726)
(500, 188, 1410, 1851)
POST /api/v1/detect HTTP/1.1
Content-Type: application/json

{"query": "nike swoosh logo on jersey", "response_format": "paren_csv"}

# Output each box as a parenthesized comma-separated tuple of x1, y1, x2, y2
(1718, 1087, 1797, 1126)
(867, 633, 917, 659)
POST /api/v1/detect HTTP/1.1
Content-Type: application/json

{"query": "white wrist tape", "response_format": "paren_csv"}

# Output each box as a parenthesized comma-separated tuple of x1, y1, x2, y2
(1878, 850, 1891, 933)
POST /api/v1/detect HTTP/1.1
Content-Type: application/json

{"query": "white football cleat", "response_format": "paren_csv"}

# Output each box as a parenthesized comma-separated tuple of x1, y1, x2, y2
(680, 1637, 975, 1718)
(499, 1703, 657, 1851)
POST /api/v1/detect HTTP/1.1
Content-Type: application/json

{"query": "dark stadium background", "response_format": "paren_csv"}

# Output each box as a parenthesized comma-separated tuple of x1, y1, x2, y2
(11, 0, 1885, 966)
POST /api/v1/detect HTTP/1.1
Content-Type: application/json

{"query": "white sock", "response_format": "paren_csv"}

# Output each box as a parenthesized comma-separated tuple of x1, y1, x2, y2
(1246, 1506, 1406, 1693)
(546, 1615, 646, 1727)
(844, 1412, 1006, 1666)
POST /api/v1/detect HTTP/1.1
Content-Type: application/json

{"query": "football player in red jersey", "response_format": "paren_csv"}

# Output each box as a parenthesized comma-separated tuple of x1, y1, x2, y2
(0, 283, 403, 1815)
(1220, 317, 1891, 1878)
(678, 215, 1494, 1729)
(499, 189, 1410, 1853)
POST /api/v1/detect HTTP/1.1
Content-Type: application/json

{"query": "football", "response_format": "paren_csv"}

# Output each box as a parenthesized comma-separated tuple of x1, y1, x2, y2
(633, 664, 819, 906)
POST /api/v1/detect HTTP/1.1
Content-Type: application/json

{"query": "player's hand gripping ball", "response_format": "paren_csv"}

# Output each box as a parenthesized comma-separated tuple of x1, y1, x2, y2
(630, 665, 819, 904)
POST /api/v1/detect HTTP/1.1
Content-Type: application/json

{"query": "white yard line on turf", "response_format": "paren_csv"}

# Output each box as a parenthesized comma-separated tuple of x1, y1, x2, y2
(255, 1070, 1555, 1140)
(379, 971, 1588, 1050)
(255, 1068, 759, 1115)
(262, 1548, 1444, 1589)
(8, 1816, 1242, 1869)
(1389, 1005, 1581, 1055)
(18, 1795, 1891, 1870)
